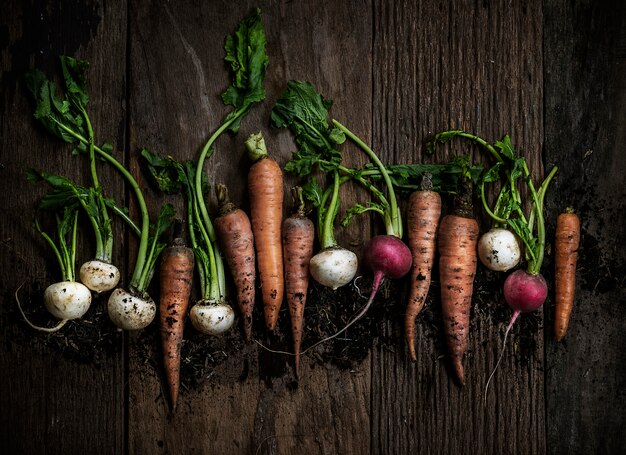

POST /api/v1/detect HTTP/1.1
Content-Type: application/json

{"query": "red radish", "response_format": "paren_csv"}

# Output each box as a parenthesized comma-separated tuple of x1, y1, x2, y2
(503, 269, 548, 317)
(311, 235, 412, 346)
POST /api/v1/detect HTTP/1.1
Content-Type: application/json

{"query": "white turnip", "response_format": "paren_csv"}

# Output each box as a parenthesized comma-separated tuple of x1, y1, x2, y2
(107, 288, 156, 331)
(79, 260, 120, 293)
(478, 228, 521, 272)
(309, 247, 358, 290)
(189, 300, 236, 336)
(17, 207, 92, 332)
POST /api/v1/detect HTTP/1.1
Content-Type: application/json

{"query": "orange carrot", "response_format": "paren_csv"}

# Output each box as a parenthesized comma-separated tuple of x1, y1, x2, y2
(554, 208, 581, 342)
(405, 175, 441, 362)
(438, 201, 479, 385)
(246, 132, 284, 331)
(159, 234, 195, 410)
(282, 187, 315, 377)
(214, 184, 256, 341)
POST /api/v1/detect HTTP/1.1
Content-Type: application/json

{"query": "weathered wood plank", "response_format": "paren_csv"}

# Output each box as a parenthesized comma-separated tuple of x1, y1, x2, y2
(543, 1, 626, 454)
(0, 0, 127, 453)
(2, 1, 625, 454)
(126, 1, 372, 454)
(371, 1, 545, 454)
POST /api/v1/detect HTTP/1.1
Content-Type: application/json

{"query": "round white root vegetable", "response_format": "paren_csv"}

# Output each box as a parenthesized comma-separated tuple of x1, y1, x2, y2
(79, 260, 120, 293)
(107, 288, 156, 330)
(478, 228, 521, 272)
(44, 281, 92, 320)
(309, 247, 358, 290)
(189, 300, 236, 335)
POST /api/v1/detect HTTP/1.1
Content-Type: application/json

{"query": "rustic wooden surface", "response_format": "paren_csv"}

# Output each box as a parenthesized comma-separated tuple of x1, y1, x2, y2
(1, 1, 624, 454)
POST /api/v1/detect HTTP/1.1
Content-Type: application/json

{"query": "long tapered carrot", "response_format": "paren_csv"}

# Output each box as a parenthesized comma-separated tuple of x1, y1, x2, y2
(554, 208, 581, 342)
(405, 174, 441, 362)
(214, 184, 256, 341)
(246, 132, 284, 331)
(159, 233, 195, 410)
(438, 211, 479, 386)
(282, 187, 315, 377)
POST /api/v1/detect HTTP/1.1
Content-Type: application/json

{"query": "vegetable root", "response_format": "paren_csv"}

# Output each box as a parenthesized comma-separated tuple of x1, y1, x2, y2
(246, 132, 284, 331)
(553, 209, 581, 342)
(159, 235, 194, 410)
(405, 175, 441, 362)
(282, 188, 315, 376)
(214, 183, 256, 341)
(438, 214, 479, 386)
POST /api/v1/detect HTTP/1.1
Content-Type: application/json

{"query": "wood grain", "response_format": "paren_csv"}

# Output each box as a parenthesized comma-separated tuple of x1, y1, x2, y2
(1, 0, 625, 454)
(0, 0, 127, 453)
(543, 1, 626, 454)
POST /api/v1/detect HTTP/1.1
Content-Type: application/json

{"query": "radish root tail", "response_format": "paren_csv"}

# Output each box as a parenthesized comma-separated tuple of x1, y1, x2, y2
(484, 309, 520, 405)
(15, 281, 68, 333)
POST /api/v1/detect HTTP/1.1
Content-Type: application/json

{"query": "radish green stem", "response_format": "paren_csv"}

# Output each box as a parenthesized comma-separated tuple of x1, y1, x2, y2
(194, 114, 241, 242)
(80, 106, 113, 262)
(50, 119, 150, 290)
(320, 171, 341, 249)
(332, 120, 402, 238)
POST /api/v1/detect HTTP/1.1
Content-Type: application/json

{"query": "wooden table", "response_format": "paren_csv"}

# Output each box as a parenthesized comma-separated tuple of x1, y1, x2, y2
(1, 1, 624, 453)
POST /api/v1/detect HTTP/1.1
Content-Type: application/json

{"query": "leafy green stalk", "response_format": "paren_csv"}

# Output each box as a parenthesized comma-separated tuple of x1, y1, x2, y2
(331, 119, 402, 237)
(34, 207, 79, 282)
(26, 56, 160, 292)
(142, 150, 224, 302)
(272, 80, 407, 237)
(194, 8, 268, 244)
(26, 170, 139, 263)
(428, 130, 558, 274)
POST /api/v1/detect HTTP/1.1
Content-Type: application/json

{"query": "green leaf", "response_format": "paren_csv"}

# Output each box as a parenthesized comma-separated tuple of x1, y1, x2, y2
(495, 135, 516, 160)
(302, 177, 324, 208)
(60, 56, 90, 108)
(271, 80, 344, 175)
(221, 8, 269, 132)
(425, 130, 466, 154)
(24, 66, 86, 143)
(341, 202, 384, 227)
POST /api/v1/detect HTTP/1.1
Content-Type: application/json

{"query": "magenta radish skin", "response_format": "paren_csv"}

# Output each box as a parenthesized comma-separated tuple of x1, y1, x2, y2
(362, 235, 412, 280)
(503, 269, 548, 314)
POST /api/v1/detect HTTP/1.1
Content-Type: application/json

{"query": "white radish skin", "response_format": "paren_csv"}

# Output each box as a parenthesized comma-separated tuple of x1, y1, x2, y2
(44, 281, 92, 320)
(107, 288, 156, 330)
(309, 247, 358, 290)
(79, 260, 120, 293)
(478, 228, 521, 272)
(189, 300, 236, 335)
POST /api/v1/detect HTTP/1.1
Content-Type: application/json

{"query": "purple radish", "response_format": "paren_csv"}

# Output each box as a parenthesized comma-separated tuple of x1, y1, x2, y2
(307, 235, 412, 349)
(484, 269, 548, 399)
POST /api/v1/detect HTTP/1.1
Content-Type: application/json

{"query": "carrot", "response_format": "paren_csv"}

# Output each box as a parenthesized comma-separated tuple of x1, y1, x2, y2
(159, 232, 195, 410)
(554, 208, 581, 342)
(438, 181, 479, 385)
(282, 187, 315, 377)
(245, 132, 284, 331)
(214, 184, 256, 341)
(405, 174, 441, 362)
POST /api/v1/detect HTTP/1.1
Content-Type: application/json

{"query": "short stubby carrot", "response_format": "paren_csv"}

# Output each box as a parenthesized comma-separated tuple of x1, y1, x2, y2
(438, 214, 479, 386)
(159, 236, 195, 410)
(554, 209, 581, 342)
(405, 185, 441, 362)
(214, 184, 256, 341)
(282, 188, 315, 377)
(246, 132, 284, 331)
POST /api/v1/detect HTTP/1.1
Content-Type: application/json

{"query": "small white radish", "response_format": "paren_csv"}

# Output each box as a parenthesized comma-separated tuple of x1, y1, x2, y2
(44, 281, 92, 320)
(189, 299, 236, 335)
(107, 289, 156, 331)
(79, 260, 120, 293)
(478, 228, 521, 272)
(309, 247, 358, 290)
